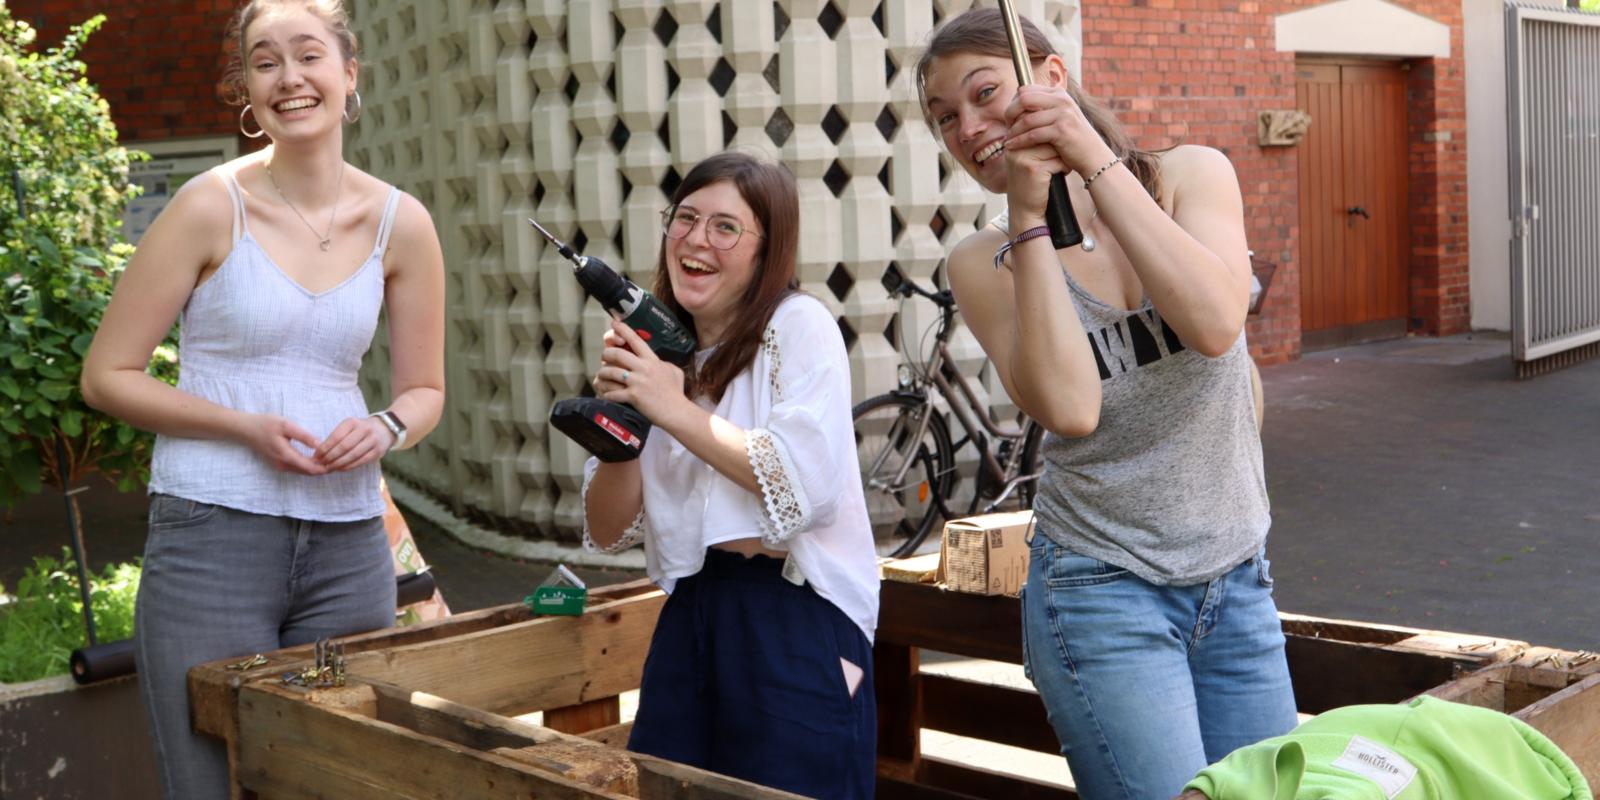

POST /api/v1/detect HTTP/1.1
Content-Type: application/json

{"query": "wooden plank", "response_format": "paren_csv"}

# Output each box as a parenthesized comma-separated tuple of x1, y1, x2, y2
(917, 756, 1075, 800)
(1279, 612, 1437, 644)
(191, 582, 654, 742)
(365, 681, 556, 751)
(921, 674, 1055, 754)
(877, 581, 1021, 663)
(338, 590, 665, 717)
(883, 553, 942, 584)
(634, 758, 809, 800)
(191, 603, 546, 739)
(876, 774, 984, 800)
(236, 682, 626, 800)
(546, 696, 622, 735)
(1285, 636, 1474, 715)
(491, 740, 638, 795)
(193, 646, 319, 741)
(362, 681, 798, 799)
(875, 639, 923, 779)
(581, 720, 635, 749)
(1514, 672, 1600, 786)
(1426, 664, 1510, 710)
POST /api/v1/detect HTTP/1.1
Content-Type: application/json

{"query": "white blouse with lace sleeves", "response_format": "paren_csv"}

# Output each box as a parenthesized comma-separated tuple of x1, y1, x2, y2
(746, 309, 851, 546)
(625, 293, 880, 641)
(579, 456, 648, 554)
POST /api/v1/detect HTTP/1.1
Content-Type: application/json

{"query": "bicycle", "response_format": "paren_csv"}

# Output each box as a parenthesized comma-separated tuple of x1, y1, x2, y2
(853, 263, 1045, 559)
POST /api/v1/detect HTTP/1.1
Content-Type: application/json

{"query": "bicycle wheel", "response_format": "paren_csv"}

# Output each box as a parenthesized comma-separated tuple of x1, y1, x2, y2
(852, 393, 955, 558)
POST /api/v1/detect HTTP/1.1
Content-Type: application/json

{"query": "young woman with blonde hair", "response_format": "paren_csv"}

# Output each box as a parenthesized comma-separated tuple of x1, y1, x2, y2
(82, 1, 444, 795)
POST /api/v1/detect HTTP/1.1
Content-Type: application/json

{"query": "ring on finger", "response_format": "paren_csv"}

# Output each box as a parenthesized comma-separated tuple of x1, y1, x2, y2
(621, 369, 630, 383)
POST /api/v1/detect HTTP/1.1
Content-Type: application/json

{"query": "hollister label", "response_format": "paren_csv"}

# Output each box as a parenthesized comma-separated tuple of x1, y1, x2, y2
(1331, 736, 1418, 798)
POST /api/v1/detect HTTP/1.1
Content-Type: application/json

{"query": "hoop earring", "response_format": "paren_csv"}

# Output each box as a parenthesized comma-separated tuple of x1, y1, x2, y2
(344, 91, 362, 124)
(239, 105, 266, 139)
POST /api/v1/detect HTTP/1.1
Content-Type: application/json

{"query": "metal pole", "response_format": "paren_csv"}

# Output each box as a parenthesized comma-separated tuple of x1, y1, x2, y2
(993, 0, 1084, 249)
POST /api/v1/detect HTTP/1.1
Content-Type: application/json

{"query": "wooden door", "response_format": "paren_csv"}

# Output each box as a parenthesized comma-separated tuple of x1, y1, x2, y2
(1296, 61, 1410, 349)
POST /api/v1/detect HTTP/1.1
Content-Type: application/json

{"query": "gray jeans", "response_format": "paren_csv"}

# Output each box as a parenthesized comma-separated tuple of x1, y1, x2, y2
(134, 495, 395, 799)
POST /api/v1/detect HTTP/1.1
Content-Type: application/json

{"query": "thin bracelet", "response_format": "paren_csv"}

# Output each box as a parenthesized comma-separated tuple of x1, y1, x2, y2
(993, 225, 1052, 270)
(1082, 156, 1122, 187)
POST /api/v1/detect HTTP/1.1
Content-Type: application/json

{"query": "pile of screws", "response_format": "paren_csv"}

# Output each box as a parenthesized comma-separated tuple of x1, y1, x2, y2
(281, 639, 347, 688)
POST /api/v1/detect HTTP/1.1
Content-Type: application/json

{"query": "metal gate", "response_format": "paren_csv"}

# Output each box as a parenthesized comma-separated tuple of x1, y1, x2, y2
(1506, 3, 1600, 375)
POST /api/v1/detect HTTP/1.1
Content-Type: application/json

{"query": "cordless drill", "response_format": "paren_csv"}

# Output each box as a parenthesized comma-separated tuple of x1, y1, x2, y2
(529, 218, 697, 462)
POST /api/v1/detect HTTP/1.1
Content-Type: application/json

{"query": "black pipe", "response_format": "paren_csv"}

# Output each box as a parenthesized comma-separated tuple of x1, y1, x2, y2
(55, 440, 98, 647)
(69, 639, 132, 685)
(395, 568, 437, 608)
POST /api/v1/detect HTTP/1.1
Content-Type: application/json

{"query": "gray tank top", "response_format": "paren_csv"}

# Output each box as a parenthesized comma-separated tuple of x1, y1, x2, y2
(1031, 258, 1270, 586)
(148, 170, 400, 521)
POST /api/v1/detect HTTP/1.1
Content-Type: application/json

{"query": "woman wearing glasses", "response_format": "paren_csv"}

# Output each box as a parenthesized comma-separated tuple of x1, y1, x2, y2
(581, 151, 879, 799)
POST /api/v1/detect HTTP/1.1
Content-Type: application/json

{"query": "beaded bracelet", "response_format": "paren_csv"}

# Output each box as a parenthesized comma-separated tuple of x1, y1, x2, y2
(1082, 156, 1122, 187)
(992, 225, 1052, 270)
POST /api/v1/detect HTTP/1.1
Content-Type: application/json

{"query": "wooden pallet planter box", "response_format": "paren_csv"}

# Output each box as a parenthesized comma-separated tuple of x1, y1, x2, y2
(191, 577, 1599, 799)
(874, 580, 1600, 800)
(191, 580, 802, 800)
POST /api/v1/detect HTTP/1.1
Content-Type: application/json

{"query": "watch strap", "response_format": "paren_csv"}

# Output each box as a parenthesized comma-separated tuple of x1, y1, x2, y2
(371, 410, 407, 451)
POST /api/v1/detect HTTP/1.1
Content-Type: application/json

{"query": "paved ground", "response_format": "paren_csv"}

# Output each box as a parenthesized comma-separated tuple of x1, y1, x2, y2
(4, 332, 1596, 653)
(1260, 333, 1599, 651)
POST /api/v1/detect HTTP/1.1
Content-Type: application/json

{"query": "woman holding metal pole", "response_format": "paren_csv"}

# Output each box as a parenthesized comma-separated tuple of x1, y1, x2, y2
(917, 8, 1295, 799)
(80, 1, 445, 796)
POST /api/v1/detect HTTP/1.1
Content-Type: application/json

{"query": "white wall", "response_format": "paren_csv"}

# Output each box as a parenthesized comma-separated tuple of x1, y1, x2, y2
(1464, 0, 1514, 331)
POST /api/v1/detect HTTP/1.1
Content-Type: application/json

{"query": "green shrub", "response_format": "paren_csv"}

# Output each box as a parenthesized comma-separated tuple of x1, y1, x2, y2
(1, 7, 176, 509)
(0, 549, 141, 684)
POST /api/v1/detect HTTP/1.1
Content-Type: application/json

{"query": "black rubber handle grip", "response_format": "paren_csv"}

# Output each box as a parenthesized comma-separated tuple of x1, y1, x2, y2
(1046, 172, 1083, 249)
(70, 639, 134, 685)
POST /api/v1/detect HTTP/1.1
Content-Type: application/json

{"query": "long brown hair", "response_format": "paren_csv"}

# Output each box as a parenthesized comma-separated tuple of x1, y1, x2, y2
(915, 7, 1164, 202)
(654, 152, 800, 404)
(219, 0, 359, 110)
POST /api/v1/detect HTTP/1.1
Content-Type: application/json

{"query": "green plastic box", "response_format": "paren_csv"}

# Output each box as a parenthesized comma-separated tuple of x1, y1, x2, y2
(524, 564, 588, 616)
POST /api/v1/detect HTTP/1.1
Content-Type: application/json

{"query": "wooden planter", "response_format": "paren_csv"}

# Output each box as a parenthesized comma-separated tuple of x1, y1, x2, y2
(191, 580, 804, 799)
(0, 673, 161, 798)
(190, 578, 1600, 799)
(874, 580, 1600, 799)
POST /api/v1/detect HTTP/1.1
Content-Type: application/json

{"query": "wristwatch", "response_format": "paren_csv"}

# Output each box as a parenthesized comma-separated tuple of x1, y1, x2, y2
(371, 409, 407, 452)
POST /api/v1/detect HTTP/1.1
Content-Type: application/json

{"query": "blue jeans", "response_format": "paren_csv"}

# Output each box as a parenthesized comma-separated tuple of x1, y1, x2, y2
(134, 495, 395, 800)
(1021, 535, 1298, 800)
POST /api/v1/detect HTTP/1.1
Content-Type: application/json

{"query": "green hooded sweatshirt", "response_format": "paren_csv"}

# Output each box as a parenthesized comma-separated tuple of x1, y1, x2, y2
(1185, 696, 1591, 800)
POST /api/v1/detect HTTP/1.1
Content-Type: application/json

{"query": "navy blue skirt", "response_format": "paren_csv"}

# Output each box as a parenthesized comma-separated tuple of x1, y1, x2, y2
(627, 548, 876, 799)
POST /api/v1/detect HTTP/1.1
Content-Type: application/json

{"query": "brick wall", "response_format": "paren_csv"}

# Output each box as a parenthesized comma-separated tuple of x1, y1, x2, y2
(1081, 0, 1470, 362)
(15, 0, 245, 146)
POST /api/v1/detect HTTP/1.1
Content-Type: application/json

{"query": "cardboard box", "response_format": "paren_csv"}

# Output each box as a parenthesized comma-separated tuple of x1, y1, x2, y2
(937, 510, 1035, 596)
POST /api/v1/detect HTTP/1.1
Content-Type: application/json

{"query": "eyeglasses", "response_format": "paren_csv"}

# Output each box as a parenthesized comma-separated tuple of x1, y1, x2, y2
(660, 205, 762, 251)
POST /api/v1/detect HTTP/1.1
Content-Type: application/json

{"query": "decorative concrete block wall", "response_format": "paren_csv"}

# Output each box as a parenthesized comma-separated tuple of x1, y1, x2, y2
(349, 0, 1082, 539)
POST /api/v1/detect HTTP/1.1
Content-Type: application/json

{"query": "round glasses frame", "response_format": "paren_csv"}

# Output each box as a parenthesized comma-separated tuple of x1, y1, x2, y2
(660, 205, 763, 251)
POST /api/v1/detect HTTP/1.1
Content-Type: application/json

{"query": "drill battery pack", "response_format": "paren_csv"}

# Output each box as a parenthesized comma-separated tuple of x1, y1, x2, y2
(550, 397, 651, 462)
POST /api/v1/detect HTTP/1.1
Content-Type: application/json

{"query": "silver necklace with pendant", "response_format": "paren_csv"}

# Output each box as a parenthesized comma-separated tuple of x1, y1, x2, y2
(1080, 206, 1100, 253)
(266, 159, 345, 252)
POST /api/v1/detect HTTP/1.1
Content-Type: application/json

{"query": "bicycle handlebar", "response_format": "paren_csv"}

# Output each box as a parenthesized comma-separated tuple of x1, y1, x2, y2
(882, 264, 955, 308)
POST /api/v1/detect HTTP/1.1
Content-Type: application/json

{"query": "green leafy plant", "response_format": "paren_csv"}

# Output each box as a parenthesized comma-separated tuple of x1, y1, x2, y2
(1, 7, 175, 508)
(0, 549, 141, 683)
